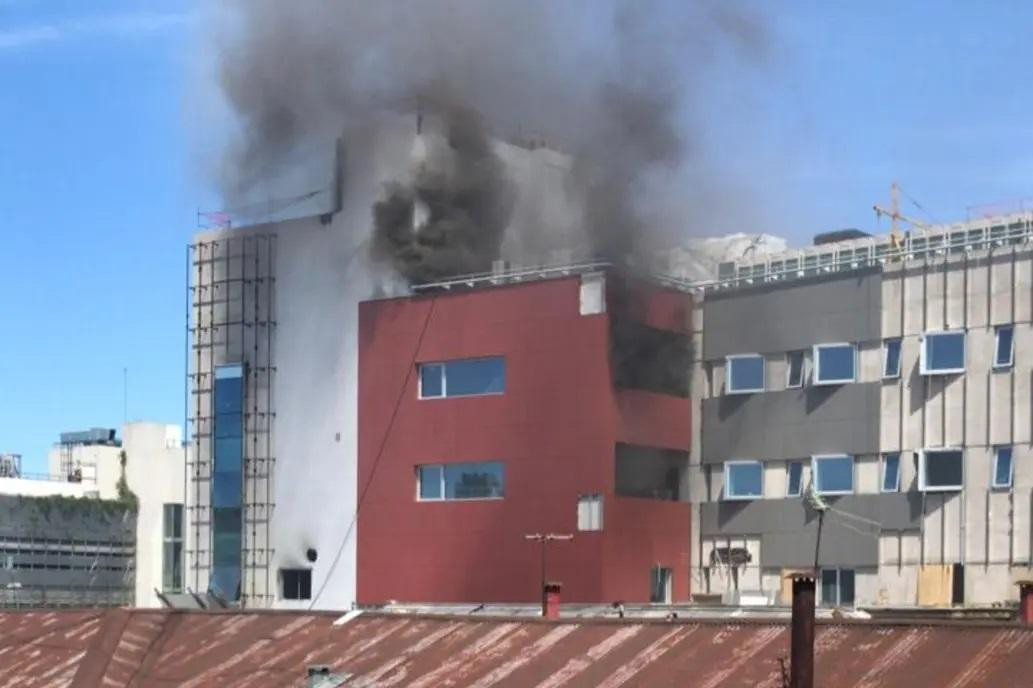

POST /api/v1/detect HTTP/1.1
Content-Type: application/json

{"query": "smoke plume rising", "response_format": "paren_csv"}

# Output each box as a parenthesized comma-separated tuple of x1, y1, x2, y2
(211, 0, 767, 282)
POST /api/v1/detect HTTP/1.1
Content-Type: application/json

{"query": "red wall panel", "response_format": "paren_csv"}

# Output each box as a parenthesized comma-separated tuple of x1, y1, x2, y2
(358, 274, 693, 604)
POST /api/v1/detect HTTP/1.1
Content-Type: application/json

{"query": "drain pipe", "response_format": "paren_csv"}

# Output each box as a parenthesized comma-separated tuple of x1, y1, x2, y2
(789, 573, 816, 688)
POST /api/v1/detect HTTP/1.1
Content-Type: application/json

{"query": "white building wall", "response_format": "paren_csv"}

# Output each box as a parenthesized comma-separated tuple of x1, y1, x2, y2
(46, 443, 121, 499)
(123, 422, 186, 608)
(0, 478, 89, 498)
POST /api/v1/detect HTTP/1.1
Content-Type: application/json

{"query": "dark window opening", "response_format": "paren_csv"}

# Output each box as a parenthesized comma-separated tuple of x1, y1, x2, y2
(951, 563, 965, 605)
(611, 321, 691, 398)
(162, 503, 183, 593)
(282, 568, 312, 600)
(615, 443, 687, 501)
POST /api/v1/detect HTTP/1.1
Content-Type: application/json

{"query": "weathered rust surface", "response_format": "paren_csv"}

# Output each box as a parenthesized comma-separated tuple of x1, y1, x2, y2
(1, 610, 1033, 687)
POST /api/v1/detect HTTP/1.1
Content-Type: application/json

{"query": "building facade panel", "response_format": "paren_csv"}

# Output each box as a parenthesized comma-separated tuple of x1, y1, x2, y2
(703, 269, 882, 359)
(702, 383, 882, 464)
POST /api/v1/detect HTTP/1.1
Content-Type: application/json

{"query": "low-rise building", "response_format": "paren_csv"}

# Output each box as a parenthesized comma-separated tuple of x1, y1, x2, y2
(0, 422, 186, 609)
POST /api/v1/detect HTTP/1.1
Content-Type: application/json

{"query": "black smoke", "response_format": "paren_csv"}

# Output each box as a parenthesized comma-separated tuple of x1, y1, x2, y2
(370, 107, 514, 283)
(210, 0, 768, 282)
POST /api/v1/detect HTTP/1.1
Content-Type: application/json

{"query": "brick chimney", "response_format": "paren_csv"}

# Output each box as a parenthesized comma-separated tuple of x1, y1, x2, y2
(543, 582, 562, 620)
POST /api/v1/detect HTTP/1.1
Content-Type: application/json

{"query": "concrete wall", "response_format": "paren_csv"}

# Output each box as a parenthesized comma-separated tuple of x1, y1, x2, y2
(880, 247, 1033, 605)
(123, 422, 185, 608)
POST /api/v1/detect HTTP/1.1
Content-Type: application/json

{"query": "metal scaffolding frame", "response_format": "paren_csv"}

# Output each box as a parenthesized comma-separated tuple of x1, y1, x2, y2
(187, 234, 277, 607)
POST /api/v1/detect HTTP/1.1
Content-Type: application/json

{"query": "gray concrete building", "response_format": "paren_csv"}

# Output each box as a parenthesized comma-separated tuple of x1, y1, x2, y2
(688, 213, 1033, 607)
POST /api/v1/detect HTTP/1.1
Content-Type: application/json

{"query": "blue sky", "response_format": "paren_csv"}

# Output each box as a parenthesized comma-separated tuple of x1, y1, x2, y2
(1, 1, 1032, 472)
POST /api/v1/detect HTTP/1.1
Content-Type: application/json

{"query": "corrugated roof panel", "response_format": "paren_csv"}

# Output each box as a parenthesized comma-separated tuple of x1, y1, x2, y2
(3, 610, 1033, 687)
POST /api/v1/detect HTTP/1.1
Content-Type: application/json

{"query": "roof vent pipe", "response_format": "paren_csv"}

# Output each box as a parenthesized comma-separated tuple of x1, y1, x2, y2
(789, 573, 815, 688)
(307, 665, 346, 688)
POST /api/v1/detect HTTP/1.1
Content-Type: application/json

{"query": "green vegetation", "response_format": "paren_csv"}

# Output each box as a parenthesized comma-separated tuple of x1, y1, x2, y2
(115, 449, 139, 511)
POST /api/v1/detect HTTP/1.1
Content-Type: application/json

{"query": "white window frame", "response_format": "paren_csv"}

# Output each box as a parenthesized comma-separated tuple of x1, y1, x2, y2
(920, 330, 966, 375)
(724, 460, 764, 501)
(992, 446, 1013, 490)
(418, 363, 446, 399)
(881, 453, 901, 493)
(786, 351, 805, 389)
(725, 354, 765, 395)
(811, 454, 854, 496)
(577, 494, 604, 531)
(882, 338, 902, 379)
(919, 448, 964, 492)
(786, 461, 804, 497)
(994, 326, 1014, 369)
(812, 343, 856, 386)
(418, 357, 506, 400)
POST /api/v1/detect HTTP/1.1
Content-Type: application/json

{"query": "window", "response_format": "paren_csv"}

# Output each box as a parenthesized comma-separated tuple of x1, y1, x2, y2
(882, 453, 901, 493)
(811, 455, 854, 495)
(920, 449, 963, 492)
(786, 351, 805, 388)
(725, 461, 763, 500)
(611, 321, 692, 397)
(994, 326, 1014, 369)
(162, 503, 183, 593)
(281, 569, 312, 600)
(577, 494, 603, 531)
(813, 343, 856, 385)
(726, 354, 765, 394)
(820, 568, 855, 607)
(992, 446, 1013, 489)
(419, 357, 505, 399)
(210, 363, 244, 602)
(615, 444, 686, 501)
(786, 461, 803, 497)
(417, 461, 505, 500)
(883, 339, 902, 379)
(650, 566, 673, 603)
(921, 331, 965, 375)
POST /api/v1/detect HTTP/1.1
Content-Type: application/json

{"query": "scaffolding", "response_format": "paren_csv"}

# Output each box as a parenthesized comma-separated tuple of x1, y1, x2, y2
(187, 234, 277, 607)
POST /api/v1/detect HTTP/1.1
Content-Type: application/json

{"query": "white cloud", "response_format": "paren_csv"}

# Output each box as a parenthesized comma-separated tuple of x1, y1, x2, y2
(0, 10, 193, 51)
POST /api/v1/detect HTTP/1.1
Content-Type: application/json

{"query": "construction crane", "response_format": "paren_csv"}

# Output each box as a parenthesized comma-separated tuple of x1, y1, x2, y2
(873, 182, 932, 248)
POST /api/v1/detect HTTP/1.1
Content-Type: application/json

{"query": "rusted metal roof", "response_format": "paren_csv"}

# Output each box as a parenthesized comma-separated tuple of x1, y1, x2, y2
(2, 609, 1033, 687)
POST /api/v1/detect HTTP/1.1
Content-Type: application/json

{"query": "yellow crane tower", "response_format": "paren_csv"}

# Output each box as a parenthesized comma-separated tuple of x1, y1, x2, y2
(873, 181, 933, 249)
